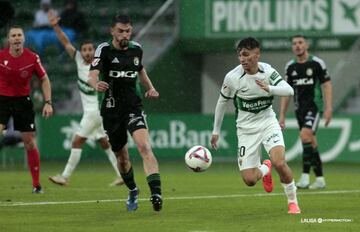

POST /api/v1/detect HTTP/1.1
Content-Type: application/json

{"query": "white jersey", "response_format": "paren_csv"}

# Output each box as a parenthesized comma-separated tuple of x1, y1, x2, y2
(74, 51, 98, 112)
(220, 62, 283, 133)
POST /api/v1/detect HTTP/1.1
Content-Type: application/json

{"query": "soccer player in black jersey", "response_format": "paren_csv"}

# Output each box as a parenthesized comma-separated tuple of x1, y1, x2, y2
(88, 15, 162, 211)
(279, 35, 333, 190)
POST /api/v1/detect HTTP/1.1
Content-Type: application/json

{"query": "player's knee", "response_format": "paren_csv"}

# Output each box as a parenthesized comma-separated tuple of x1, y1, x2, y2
(137, 142, 152, 156)
(72, 136, 86, 148)
(243, 177, 257, 186)
(97, 138, 110, 149)
(23, 140, 35, 150)
(118, 156, 129, 167)
(273, 159, 287, 170)
(300, 129, 313, 142)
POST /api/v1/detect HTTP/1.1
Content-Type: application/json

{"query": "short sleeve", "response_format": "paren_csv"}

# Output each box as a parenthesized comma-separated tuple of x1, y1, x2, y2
(220, 74, 236, 99)
(318, 62, 331, 83)
(74, 50, 82, 63)
(34, 54, 46, 79)
(137, 46, 144, 71)
(90, 43, 108, 71)
(284, 61, 293, 86)
(131, 41, 144, 71)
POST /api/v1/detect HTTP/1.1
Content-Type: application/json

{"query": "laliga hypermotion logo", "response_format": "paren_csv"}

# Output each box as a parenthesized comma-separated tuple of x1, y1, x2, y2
(189, 147, 210, 163)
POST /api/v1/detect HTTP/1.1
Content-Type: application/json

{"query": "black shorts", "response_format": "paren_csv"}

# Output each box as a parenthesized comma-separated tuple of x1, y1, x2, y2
(102, 108, 147, 152)
(295, 108, 321, 133)
(0, 95, 36, 132)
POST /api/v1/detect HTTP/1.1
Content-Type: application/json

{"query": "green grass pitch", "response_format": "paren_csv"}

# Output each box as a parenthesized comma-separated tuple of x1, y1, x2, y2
(0, 160, 359, 232)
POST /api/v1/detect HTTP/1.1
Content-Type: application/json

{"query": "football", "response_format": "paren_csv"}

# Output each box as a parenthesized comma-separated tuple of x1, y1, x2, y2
(185, 145, 212, 172)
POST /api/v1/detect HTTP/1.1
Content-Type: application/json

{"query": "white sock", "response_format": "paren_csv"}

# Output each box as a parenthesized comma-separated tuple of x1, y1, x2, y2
(300, 173, 310, 182)
(315, 176, 325, 183)
(105, 148, 121, 177)
(62, 148, 82, 179)
(281, 180, 298, 204)
(258, 164, 269, 177)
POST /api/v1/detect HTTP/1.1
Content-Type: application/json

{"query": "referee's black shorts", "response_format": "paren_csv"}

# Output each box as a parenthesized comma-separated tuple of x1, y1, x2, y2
(102, 108, 147, 152)
(0, 95, 36, 132)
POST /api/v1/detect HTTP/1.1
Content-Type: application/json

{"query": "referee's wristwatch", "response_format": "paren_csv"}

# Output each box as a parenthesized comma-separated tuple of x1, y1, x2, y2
(45, 100, 52, 105)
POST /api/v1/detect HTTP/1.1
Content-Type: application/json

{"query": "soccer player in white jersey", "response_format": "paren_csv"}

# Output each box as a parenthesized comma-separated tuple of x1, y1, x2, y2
(211, 37, 301, 214)
(47, 11, 124, 186)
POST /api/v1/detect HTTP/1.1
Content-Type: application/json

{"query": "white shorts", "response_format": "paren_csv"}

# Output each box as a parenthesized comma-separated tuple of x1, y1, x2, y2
(76, 110, 107, 140)
(237, 121, 285, 171)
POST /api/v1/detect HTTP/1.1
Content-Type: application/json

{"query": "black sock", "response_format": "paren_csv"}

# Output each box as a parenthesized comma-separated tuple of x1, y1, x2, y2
(302, 143, 312, 173)
(312, 147, 323, 176)
(147, 173, 161, 196)
(120, 167, 137, 190)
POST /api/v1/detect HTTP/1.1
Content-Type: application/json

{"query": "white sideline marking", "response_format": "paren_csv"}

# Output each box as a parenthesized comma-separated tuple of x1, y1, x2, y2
(0, 189, 359, 207)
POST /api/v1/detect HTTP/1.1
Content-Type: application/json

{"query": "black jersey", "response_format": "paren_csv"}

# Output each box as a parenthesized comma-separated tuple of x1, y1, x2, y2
(90, 40, 143, 114)
(285, 55, 330, 112)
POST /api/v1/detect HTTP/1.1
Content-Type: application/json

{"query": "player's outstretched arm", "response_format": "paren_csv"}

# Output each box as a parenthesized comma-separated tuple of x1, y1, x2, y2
(48, 10, 76, 58)
(139, 68, 159, 99)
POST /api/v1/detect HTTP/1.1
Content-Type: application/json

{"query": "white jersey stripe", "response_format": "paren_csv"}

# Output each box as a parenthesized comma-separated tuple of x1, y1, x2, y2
(312, 112, 321, 131)
(94, 42, 109, 57)
(312, 56, 327, 70)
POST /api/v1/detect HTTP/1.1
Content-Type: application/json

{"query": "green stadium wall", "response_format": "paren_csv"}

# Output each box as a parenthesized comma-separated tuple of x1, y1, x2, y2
(145, 43, 202, 113)
(179, 0, 360, 52)
(32, 114, 360, 163)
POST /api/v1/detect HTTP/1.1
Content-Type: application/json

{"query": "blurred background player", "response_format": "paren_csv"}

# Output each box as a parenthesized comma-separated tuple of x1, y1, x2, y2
(47, 11, 124, 187)
(0, 118, 22, 152)
(0, 25, 53, 193)
(279, 35, 333, 190)
(211, 37, 300, 214)
(32, 0, 53, 29)
(58, 0, 88, 40)
(25, 0, 57, 56)
(88, 14, 163, 212)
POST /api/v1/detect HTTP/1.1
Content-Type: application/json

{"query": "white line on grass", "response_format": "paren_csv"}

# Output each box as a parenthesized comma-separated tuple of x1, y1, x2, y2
(1, 189, 359, 207)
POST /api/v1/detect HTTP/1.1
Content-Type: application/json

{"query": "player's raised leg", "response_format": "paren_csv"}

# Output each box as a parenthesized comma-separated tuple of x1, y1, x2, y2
(237, 131, 273, 192)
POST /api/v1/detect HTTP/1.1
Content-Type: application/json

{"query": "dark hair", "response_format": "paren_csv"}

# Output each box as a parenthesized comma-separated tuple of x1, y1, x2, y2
(236, 37, 260, 52)
(7, 24, 23, 36)
(291, 34, 307, 40)
(80, 39, 94, 49)
(8, 24, 22, 31)
(111, 14, 131, 27)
